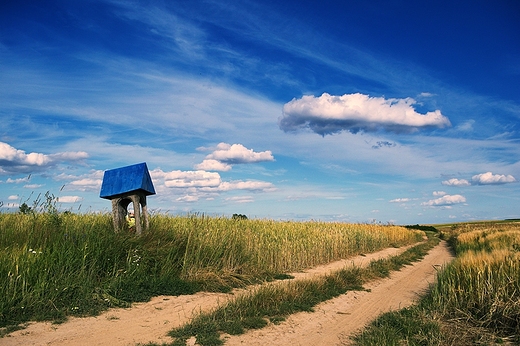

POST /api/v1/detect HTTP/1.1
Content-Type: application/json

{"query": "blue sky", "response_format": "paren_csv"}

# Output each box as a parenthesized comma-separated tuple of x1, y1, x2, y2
(1, 0, 519, 224)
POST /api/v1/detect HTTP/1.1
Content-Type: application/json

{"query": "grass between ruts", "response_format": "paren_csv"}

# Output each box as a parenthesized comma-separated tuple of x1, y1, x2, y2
(351, 221, 520, 346)
(161, 233, 440, 346)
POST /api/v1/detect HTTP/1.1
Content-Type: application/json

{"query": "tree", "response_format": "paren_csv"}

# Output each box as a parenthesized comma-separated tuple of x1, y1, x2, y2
(19, 202, 33, 214)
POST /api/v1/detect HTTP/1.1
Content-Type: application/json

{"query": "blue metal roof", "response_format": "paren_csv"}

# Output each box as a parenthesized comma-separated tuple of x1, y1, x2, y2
(100, 162, 156, 199)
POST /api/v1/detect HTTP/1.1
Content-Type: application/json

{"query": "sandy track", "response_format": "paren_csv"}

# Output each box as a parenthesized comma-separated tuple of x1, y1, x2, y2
(2, 241, 453, 346)
(224, 241, 454, 346)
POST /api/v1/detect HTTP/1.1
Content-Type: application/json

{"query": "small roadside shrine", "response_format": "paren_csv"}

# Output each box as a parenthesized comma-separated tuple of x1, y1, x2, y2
(100, 162, 156, 235)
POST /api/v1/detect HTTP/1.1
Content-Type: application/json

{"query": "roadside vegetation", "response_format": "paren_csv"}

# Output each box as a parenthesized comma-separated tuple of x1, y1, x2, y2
(167, 235, 439, 346)
(352, 221, 520, 345)
(0, 195, 424, 332)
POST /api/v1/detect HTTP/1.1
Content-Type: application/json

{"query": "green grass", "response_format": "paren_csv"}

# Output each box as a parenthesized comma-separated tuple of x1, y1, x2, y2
(0, 208, 424, 331)
(352, 307, 442, 346)
(0, 212, 200, 328)
(167, 235, 439, 345)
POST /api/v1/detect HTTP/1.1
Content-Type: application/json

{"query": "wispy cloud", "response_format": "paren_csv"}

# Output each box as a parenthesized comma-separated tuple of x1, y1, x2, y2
(371, 141, 396, 149)
(389, 198, 410, 203)
(6, 177, 31, 184)
(225, 196, 254, 203)
(442, 178, 471, 186)
(55, 170, 104, 192)
(57, 196, 83, 203)
(279, 93, 451, 136)
(24, 184, 43, 189)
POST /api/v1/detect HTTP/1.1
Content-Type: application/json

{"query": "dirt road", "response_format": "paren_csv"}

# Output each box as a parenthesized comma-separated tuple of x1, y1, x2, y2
(224, 240, 454, 346)
(2, 241, 454, 346)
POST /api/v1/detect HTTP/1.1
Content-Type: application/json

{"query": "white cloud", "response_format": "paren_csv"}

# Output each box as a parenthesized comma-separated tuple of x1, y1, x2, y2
(215, 180, 276, 192)
(6, 177, 30, 184)
(471, 172, 516, 185)
(58, 196, 83, 203)
(50, 152, 89, 161)
(162, 170, 222, 188)
(176, 195, 199, 202)
(194, 159, 232, 171)
(433, 191, 446, 196)
(422, 194, 466, 206)
(456, 120, 475, 132)
(8, 195, 18, 200)
(151, 168, 276, 200)
(53, 170, 104, 192)
(24, 184, 43, 189)
(68, 179, 102, 191)
(0, 142, 88, 174)
(441, 178, 471, 186)
(225, 196, 254, 203)
(279, 93, 451, 135)
(207, 143, 274, 163)
(441, 172, 516, 187)
(389, 198, 410, 203)
(195, 143, 274, 171)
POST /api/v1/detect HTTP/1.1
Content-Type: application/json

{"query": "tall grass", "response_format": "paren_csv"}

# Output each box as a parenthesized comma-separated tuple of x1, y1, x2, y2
(168, 235, 439, 346)
(353, 221, 520, 345)
(0, 211, 423, 328)
(0, 212, 195, 327)
(430, 222, 520, 336)
(152, 215, 424, 281)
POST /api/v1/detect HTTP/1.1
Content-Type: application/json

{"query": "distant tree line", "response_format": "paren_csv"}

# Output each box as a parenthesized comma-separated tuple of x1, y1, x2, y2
(232, 213, 248, 220)
(404, 224, 438, 232)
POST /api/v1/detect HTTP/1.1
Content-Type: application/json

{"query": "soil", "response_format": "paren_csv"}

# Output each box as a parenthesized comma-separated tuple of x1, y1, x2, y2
(2, 241, 454, 346)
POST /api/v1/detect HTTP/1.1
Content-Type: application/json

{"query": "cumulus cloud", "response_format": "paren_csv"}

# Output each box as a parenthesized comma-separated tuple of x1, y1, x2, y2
(279, 93, 451, 136)
(212, 180, 275, 192)
(151, 168, 276, 198)
(441, 178, 471, 186)
(422, 194, 466, 207)
(194, 159, 232, 171)
(433, 191, 446, 196)
(0, 142, 88, 174)
(472, 172, 516, 185)
(442, 172, 516, 187)
(195, 143, 274, 171)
